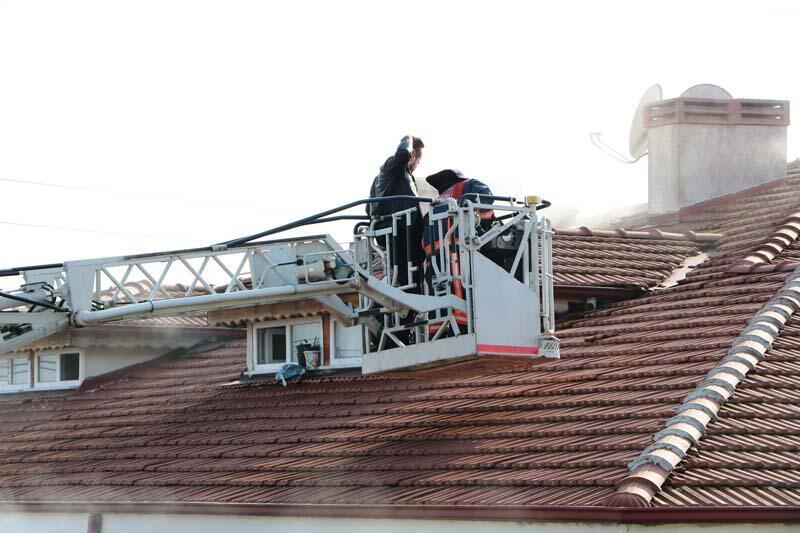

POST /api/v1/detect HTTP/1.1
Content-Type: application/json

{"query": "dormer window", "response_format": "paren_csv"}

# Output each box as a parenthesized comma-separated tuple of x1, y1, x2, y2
(256, 326, 289, 365)
(248, 316, 362, 374)
(252, 319, 324, 372)
(34, 351, 82, 390)
(0, 356, 31, 391)
(0, 350, 83, 393)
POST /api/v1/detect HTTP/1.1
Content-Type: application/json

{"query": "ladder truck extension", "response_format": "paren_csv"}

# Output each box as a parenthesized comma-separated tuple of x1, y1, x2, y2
(0, 194, 559, 373)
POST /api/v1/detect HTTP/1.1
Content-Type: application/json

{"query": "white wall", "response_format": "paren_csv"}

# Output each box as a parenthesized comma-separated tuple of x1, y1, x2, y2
(83, 347, 165, 377)
(102, 515, 616, 533)
(647, 123, 788, 214)
(0, 512, 88, 533)
(2, 512, 800, 533)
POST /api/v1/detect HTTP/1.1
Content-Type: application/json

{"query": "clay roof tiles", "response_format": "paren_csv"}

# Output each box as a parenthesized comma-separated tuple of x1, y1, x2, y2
(1, 172, 800, 513)
(552, 229, 712, 290)
(0, 275, 791, 506)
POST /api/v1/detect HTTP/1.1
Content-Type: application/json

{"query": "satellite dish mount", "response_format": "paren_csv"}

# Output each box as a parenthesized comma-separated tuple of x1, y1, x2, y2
(590, 84, 663, 164)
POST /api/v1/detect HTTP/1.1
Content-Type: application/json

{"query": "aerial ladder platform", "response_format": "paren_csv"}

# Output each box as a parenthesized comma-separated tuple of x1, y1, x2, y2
(0, 194, 559, 374)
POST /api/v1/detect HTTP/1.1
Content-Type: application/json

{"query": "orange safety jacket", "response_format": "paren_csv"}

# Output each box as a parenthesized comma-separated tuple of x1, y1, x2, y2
(422, 179, 494, 334)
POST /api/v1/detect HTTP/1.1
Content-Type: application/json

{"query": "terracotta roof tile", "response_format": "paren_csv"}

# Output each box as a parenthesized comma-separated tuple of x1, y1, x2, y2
(2, 172, 800, 511)
(552, 232, 704, 290)
(0, 268, 781, 507)
(107, 315, 210, 328)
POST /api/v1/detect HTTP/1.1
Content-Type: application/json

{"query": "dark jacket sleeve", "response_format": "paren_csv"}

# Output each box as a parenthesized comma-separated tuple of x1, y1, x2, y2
(381, 135, 413, 179)
(367, 136, 414, 216)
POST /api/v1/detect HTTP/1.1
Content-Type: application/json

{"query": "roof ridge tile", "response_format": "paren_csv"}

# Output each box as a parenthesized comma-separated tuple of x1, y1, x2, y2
(726, 211, 800, 274)
(606, 265, 800, 508)
(556, 228, 720, 243)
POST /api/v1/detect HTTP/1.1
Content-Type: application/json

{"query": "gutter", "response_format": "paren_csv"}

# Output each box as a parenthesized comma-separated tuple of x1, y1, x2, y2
(80, 324, 245, 337)
(1, 501, 800, 524)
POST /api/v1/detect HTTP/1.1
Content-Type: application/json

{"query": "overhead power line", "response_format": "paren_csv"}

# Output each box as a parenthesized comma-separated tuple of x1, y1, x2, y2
(0, 220, 205, 242)
(0, 176, 302, 215)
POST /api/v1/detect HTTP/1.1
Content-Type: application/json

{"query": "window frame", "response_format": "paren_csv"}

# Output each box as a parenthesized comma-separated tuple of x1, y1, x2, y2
(33, 350, 84, 391)
(329, 319, 363, 368)
(250, 318, 324, 374)
(0, 355, 32, 392)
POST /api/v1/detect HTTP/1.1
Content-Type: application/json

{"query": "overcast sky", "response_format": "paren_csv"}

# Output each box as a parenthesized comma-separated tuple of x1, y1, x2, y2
(1, 0, 799, 269)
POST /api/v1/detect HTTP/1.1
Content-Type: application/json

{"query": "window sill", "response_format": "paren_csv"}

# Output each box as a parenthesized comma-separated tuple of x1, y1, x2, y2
(0, 384, 33, 393)
(329, 359, 362, 368)
(249, 365, 291, 375)
(245, 363, 362, 377)
(33, 380, 82, 391)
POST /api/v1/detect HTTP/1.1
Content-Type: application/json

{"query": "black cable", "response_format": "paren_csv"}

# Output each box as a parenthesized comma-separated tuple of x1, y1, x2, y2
(118, 233, 330, 262)
(0, 263, 64, 278)
(219, 195, 433, 248)
(0, 290, 65, 311)
(1, 196, 543, 276)
(299, 215, 369, 225)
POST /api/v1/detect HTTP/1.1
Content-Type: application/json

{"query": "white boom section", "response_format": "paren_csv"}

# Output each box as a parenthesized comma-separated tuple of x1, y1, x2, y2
(0, 234, 470, 353)
(1, 196, 558, 373)
(0, 235, 356, 354)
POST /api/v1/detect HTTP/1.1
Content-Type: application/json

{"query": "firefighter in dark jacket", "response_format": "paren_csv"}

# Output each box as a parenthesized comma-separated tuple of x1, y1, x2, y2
(367, 135, 425, 291)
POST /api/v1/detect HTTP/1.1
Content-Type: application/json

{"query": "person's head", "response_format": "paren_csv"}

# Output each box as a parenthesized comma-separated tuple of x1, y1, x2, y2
(426, 169, 466, 194)
(408, 136, 424, 173)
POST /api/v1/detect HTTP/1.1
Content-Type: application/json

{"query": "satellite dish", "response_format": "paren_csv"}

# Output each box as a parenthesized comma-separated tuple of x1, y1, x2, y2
(628, 84, 663, 160)
(680, 83, 733, 100)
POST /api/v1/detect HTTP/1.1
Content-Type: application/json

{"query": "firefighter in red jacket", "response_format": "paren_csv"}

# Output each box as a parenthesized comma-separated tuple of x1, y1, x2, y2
(425, 169, 495, 225)
(422, 169, 495, 335)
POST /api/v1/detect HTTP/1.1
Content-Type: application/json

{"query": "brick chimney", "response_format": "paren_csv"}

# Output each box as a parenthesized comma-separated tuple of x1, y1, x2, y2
(645, 90, 790, 215)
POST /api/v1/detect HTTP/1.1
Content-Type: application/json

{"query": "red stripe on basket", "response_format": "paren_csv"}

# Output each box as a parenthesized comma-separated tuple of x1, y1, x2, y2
(477, 344, 539, 355)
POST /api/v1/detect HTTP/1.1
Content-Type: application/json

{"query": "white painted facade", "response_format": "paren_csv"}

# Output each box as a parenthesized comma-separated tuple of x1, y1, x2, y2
(1, 512, 800, 533)
(82, 347, 168, 377)
(0, 322, 243, 395)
